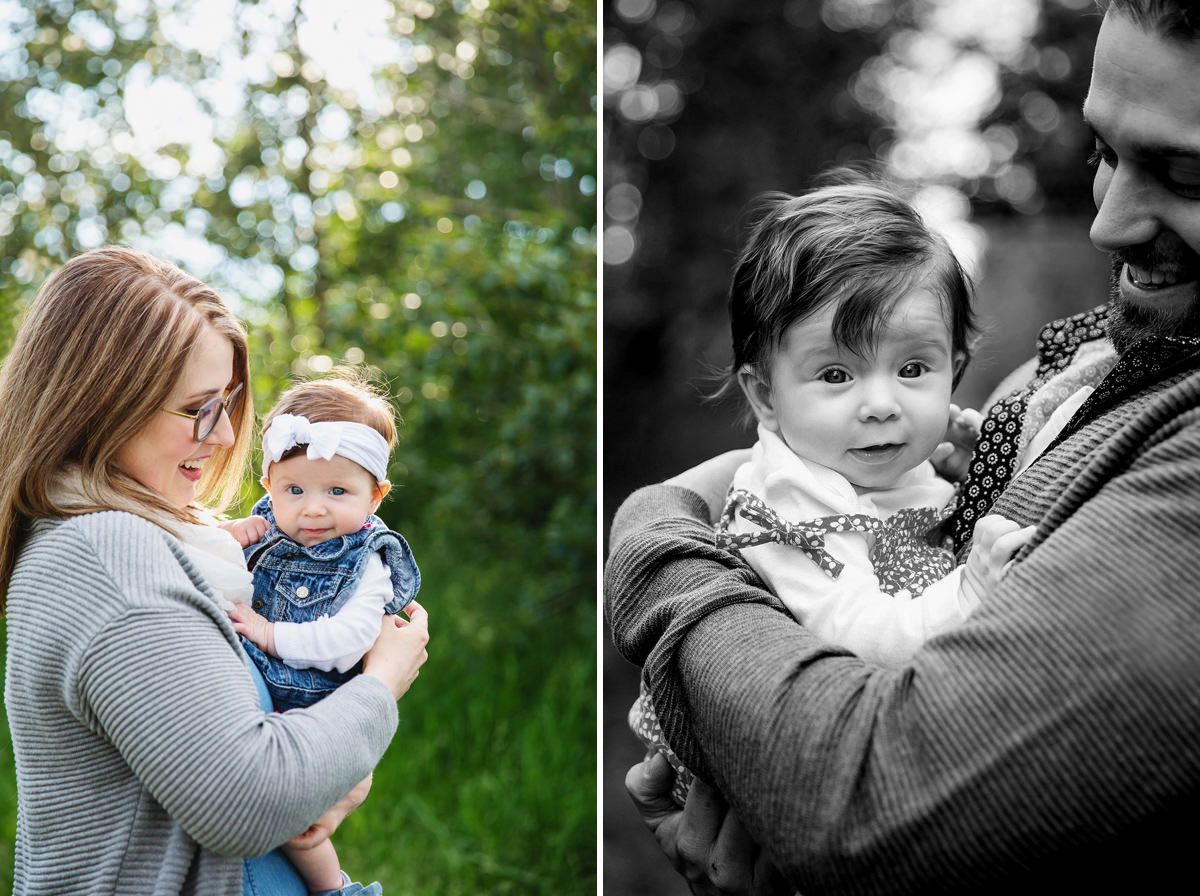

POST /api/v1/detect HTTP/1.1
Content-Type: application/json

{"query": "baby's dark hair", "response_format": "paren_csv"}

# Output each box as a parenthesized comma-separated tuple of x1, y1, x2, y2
(720, 170, 977, 408)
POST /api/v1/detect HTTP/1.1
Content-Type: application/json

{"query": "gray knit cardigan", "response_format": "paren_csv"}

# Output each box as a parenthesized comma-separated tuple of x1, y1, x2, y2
(4, 511, 398, 895)
(607, 366, 1200, 894)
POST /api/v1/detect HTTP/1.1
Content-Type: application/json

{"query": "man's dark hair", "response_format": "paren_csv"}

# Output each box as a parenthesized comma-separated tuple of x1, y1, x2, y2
(1098, 0, 1200, 40)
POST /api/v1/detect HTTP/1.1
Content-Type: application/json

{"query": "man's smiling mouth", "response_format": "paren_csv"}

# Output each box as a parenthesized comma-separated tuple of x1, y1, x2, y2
(1126, 264, 1192, 289)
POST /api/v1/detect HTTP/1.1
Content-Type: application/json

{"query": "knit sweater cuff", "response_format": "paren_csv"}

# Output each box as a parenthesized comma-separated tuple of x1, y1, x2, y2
(605, 482, 787, 780)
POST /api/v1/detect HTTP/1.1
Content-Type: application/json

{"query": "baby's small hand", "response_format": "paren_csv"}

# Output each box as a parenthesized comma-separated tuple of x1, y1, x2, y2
(948, 404, 984, 443)
(228, 602, 277, 656)
(958, 515, 1036, 610)
(931, 404, 984, 483)
(219, 515, 270, 549)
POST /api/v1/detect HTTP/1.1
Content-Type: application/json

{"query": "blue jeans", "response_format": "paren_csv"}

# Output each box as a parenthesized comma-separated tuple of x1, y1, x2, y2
(242, 662, 308, 896)
(243, 848, 307, 896)
(241, 657, 383, 896)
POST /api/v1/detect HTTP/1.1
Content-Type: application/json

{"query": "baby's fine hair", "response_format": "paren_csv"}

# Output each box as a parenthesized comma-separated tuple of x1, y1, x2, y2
(264, 367, 399, 461)
(725, 169, 977, 397)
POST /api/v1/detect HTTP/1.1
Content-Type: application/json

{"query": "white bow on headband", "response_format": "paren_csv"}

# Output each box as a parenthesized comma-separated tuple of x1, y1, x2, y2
(261, 414, 390, 481)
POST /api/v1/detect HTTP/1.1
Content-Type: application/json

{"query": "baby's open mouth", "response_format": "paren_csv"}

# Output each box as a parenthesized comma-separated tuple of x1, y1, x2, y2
(849, 443, 904, 464)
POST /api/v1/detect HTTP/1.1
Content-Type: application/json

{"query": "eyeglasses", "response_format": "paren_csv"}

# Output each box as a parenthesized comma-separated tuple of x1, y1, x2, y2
(161, 382, 244, 442)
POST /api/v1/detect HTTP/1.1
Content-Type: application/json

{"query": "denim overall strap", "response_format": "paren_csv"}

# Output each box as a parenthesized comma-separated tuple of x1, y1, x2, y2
(239, 495, 421, 710)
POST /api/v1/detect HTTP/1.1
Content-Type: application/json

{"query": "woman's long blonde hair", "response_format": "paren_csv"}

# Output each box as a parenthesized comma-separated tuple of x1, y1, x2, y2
(0, 247, 254, 607)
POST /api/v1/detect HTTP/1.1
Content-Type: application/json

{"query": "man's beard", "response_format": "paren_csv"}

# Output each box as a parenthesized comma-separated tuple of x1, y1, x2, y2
(1106, 238, 1200, 354)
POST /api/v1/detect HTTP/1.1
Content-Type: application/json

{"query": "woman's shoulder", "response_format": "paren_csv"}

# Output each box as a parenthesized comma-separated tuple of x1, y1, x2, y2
(22, 511, 189, 592)
(9, 512, 203, 646)
(31, 508, 175, 548)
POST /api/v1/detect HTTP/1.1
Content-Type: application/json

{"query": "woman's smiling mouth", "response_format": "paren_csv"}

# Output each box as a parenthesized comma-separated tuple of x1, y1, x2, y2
(179, 458, 206, 482)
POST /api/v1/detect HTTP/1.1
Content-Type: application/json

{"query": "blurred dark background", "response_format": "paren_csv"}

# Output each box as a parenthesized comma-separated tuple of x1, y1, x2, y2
(601, 0, 1108, 892)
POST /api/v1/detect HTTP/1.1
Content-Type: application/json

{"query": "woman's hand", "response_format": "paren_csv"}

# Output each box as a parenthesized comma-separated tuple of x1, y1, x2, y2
(666, 449, 752, 524)
(625, 754, 792, 896)
(286, 774, 373, 850)
(362, 600, 429, 700)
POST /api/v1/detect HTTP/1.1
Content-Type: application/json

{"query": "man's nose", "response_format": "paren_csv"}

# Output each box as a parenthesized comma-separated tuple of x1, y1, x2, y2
(1090, 164, 1160, 254)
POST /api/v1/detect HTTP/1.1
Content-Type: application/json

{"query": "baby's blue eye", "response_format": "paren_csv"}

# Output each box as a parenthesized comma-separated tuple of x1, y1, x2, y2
(287, 485, 303, 495)
(330, 487, 346, 496)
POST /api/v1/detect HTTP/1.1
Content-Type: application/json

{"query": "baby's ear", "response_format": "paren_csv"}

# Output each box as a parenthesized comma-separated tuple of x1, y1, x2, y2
(736, 366, 779, 432)
(951, 349, 969, 386)
(373, 480, 392, 509)
(259, 474, 270, 490)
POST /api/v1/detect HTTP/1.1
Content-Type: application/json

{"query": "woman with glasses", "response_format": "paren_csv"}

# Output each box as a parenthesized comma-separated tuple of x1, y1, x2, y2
(0, 246, 430, 896)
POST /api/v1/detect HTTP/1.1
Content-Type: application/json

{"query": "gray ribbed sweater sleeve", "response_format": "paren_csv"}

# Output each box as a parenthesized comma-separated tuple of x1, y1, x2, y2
(5, 511, 398, 895)
(606, 402, 1200, 893)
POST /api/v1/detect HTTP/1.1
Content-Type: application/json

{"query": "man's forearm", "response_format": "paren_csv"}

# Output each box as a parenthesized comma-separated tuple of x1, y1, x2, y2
(608, 427, 1200, 892)
(605, 482, 790, 783)
(670, 444, 1200, 892)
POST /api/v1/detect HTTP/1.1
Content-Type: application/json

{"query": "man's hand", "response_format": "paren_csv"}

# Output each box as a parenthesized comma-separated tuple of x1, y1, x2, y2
(287, 774, 373, 850)
(625, 754, 792, 896)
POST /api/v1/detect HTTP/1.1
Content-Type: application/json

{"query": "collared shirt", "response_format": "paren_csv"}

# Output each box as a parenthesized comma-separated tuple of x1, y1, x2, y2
(953, 304, 1200, 552)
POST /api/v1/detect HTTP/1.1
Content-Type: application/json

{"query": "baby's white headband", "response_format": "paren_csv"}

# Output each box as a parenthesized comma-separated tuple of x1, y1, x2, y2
(261, 413, 390, 482)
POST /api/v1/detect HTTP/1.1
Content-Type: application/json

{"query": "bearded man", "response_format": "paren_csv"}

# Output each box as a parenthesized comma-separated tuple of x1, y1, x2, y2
(606, 1, 1200, 892)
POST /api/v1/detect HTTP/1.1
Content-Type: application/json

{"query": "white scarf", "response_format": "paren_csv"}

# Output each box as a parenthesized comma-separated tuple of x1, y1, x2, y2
(46, 468, 253, 610)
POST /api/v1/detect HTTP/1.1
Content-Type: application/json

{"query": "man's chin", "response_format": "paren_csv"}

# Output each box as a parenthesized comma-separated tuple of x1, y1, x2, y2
(1107, 259, 1200, 353)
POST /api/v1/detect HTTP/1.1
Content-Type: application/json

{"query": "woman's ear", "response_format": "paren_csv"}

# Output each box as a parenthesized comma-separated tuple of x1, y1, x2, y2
(736, 365, 779, 432)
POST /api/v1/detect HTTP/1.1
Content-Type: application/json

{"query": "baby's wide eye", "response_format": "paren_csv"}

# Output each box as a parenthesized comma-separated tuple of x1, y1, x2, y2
(287, 485, 303, 496)
(820, 369, 849, 384)
(899, 362, 926, 378)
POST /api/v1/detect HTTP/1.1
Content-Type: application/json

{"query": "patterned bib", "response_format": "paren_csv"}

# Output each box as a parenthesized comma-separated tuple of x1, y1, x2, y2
(717, 488, 954, 599)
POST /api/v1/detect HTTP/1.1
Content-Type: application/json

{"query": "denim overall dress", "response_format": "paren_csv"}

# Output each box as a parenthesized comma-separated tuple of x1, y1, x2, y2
(241, 495, 421, 711)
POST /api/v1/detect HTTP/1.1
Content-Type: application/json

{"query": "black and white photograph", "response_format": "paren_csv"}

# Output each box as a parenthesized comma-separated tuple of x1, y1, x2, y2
(603, 0, 1200, 892)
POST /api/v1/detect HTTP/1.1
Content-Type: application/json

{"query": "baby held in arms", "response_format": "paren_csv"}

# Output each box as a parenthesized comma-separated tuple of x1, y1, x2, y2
(629, 173, 1034, 804)
(222, 371, 421, 895)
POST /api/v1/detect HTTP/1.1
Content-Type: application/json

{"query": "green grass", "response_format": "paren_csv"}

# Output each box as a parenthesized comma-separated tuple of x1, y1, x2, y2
(0, 536, 596, 895)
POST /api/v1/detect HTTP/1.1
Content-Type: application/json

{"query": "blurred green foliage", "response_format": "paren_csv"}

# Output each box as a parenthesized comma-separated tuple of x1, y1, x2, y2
(0, 0, 596, 892)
